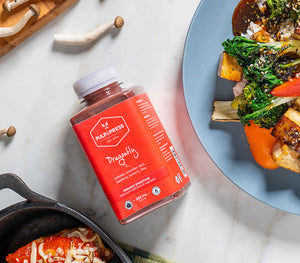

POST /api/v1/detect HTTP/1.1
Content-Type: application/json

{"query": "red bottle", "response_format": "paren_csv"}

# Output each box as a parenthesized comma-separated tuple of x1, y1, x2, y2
(70, 66, 190, 224)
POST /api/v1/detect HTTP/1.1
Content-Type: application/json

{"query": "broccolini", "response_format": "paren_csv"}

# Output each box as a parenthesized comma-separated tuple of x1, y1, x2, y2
(222, 36, 300, 128)
(222, 36, 300, 90)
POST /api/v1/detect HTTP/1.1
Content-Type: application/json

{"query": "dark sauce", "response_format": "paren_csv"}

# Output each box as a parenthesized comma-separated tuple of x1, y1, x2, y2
(232, 0, 266, 36)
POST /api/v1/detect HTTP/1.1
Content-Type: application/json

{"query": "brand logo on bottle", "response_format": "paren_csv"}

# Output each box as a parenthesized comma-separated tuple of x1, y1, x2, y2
(90, 116, 129, 147)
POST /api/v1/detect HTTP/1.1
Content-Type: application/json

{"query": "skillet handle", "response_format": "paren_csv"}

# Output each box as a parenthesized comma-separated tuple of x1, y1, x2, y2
(0, 173, 55, 203)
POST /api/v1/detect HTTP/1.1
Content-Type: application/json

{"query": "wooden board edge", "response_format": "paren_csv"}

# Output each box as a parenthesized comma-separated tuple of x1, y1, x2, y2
(0, 0, 78, 58)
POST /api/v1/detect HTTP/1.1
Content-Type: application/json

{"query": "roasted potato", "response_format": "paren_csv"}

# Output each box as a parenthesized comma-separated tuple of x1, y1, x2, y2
(217, 52, 243, 82)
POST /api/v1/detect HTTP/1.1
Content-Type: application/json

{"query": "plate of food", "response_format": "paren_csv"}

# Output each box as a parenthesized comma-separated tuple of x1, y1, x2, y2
(0, 173, 131, 263)
(183, 0, 300, 214)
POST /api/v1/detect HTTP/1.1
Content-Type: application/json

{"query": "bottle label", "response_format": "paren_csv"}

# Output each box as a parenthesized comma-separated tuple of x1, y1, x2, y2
(72, 93, 190, 221)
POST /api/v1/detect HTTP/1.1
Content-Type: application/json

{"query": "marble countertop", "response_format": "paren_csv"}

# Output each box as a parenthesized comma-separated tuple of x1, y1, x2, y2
(1, 0, 300, 262)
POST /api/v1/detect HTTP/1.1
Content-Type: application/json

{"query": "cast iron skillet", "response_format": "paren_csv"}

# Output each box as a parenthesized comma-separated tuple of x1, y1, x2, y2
(0, 173, 131, 263)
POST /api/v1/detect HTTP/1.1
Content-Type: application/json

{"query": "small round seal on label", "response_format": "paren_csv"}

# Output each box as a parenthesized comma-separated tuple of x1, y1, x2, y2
(125, 201, 133, 210)
(152, 186, 161, 196)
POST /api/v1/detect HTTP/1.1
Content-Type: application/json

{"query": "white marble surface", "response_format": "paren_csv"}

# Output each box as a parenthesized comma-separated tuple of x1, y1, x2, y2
(1, 0, 300, 262)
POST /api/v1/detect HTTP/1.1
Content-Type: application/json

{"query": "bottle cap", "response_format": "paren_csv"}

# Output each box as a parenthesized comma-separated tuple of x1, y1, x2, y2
(73, 66, 119, 99)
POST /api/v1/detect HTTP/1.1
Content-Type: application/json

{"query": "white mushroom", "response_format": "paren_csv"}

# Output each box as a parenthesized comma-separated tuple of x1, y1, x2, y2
(0, 4, 40, 38)
(54, 16, 124, 45)
(3, 0, 31, 12)
(0, 126, 16, 137)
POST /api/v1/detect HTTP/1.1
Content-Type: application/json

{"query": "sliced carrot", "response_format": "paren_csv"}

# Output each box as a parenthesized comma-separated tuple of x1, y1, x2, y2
(244, 121, 278, 169)
(271, 77, 300, 97)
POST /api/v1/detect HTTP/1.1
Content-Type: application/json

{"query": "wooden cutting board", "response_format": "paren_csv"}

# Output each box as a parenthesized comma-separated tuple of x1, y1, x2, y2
(0, 0, 78, 58)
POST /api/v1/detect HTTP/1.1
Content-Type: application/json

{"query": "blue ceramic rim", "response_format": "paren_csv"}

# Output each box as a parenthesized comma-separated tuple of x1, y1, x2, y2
(182, 0, 300, 215)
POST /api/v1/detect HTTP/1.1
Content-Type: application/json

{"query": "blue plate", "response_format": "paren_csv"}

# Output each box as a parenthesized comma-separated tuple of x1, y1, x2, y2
(182, 0, 300, 214)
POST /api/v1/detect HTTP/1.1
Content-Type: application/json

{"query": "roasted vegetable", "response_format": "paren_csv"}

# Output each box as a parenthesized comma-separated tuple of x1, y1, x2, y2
(267, 0, 288, 18)
(213, 0, 300, 173)
(212, 101, 239, 121)
(222, 36, 300, 90)
(232, 82, 294, 128)
(217, 52, 243, 81)
(213, 93, 295, 128)
(267, 0, 300, 20)
(271, 77, 300, 96)
(271, 107, 300, 151)
(244, 121, 278, 169)
(221, 35, 300, 128)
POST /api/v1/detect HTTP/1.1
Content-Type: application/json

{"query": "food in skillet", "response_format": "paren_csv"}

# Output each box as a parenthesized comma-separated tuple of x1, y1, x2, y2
(5, 227, 114, 263)
(213, 0, 300, 172)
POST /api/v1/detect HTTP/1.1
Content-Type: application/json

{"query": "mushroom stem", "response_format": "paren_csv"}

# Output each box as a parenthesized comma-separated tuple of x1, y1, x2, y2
(54, 16, 125, 45)
(0, 4, 40, 38)
(0, 126, 16, 137)
(3, 0, 31, 12)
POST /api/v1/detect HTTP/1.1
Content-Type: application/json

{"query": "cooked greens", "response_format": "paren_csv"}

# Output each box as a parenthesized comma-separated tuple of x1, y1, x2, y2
(222, 36, 300, 128)
(216, 0, 300, 129)
(231, 82, 294, 128)
(222, 36, 300, 90)
(267, 0, 300, 20)
(267, 0, 289, 18)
